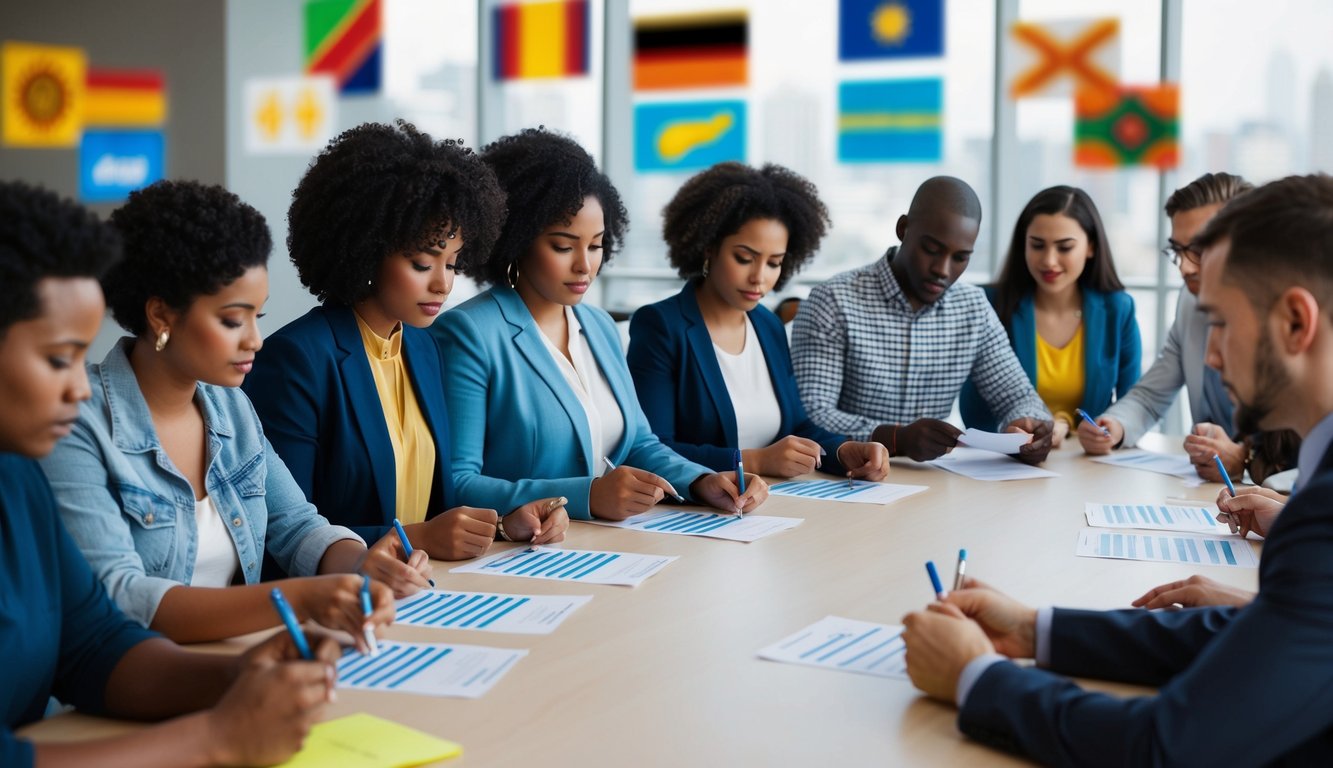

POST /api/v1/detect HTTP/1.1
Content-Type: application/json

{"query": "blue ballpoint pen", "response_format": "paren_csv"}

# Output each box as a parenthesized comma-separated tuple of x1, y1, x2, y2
(1075, 407, 1111, 437)
(952, 549, 968, 592)
(360, 575, 380, 657)
(392, 518, 435, 587)
(925, 561, 946, 600)
(732, 449, 746, 518)
(1214, 454, 1241, 533)
(269, 587, 314, 660)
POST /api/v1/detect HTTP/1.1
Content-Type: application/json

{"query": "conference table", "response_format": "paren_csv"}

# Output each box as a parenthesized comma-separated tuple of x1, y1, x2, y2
(22, 435, 1260, 766)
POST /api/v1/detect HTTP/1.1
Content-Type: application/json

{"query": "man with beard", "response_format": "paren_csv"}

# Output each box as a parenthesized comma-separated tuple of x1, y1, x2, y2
(792, 176, 1053, 466)
(899, 174, 1333, 765)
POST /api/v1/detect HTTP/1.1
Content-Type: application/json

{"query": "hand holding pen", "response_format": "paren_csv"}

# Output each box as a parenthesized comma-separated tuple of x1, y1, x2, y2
(591, 456, 685, 520)
(392, 519, 435, 587)
(500, 495, 571, 547)
(1213, 454, 1242, 534)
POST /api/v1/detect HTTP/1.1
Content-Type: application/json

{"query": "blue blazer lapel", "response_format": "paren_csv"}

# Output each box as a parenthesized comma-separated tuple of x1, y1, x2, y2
(1010, 295, 1038, 382)
(327, 306, 397, 521)
(494, 288, 596, 472)
(679, 288, 739, 446)
(1080, 290, 1110, 413)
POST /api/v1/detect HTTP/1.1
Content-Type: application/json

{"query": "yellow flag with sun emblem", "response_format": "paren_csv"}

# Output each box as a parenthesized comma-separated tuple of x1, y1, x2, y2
(3, 41, 86, 147)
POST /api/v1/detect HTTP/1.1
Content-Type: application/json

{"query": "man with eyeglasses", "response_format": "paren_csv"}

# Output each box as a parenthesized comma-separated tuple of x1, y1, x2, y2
(1076, 173, 1254, 483)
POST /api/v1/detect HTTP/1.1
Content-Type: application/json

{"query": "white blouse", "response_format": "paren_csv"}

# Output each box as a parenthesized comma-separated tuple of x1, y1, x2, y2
(538, 306, 626, 476)
(714, 316, 783, 450)
(191, 495, 240, 587)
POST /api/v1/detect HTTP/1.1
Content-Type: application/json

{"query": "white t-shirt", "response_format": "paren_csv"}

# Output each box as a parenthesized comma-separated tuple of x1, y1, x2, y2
(191, 495, 240, 587)
(714, 316, 783, 450)
(539, 306, 626, 476)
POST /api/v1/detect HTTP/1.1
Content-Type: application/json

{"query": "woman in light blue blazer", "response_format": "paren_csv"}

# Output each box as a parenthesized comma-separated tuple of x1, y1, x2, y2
(960, 185, 1141, 446)
(432, 129, 768, 522)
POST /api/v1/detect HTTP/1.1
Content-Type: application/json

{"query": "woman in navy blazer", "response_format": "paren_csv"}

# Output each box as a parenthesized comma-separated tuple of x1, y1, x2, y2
(627, 163, 888, 480)
(960, 186, 1141, 445)
(244, 121, 568, 560)
(433, 129, 767, 522)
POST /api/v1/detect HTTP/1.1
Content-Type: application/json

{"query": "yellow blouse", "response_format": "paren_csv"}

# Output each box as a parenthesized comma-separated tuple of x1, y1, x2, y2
(354, 312, 435, 525)
(1035, 324, 1085, 429)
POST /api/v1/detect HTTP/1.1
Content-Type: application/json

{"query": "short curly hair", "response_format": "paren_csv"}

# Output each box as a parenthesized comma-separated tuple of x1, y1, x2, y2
(0, 181, 121, 335)
(662, 162, 830, 290)
(288, 120, 506, 304)
(104, 180, 271, 336)
(477, 128, 628, 287)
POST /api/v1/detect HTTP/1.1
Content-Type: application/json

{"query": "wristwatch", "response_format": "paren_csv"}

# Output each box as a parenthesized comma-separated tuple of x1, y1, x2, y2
(496, 516, 513, 542)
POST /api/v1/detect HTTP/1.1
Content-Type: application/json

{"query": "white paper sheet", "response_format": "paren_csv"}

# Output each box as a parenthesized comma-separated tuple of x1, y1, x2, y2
(336, 641, 526, 698)
(1075, 530, 1258, 568)
(957, 427, 1030, 455)
(929, 447, 1058, 481)
(768, 479, 929, 505)
(1091, 449, 1199, 479)
(449, 546, 677, 587)
(587, 510, 802, 542)
(394, 590, 592, 634)
(758, 615, 907, 679)
(1084, 502, 1228, 533)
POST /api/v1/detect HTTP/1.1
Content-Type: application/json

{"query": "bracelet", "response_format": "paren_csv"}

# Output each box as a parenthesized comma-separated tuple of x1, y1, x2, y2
(496, 516, 513, 542)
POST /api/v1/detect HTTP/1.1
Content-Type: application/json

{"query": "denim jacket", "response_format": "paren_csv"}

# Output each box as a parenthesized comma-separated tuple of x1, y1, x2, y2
(38, 339, 361, 626)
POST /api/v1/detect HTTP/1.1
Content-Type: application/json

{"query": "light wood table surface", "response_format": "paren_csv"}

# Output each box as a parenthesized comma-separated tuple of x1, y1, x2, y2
(22, 436, 1260, 766)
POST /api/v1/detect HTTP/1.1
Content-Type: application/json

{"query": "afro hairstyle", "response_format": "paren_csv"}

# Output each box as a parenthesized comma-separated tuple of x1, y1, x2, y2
(661, 162, 830, 290)
(287, 120, 506, 305)
(103, 180, 271, 336)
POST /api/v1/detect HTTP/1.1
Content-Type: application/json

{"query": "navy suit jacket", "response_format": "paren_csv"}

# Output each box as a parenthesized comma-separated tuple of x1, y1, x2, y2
(960, 442, 1333, 765)
(241, 305, 453, 544)
(626, 284, 849, 474)
(960, 288, 1141, 431)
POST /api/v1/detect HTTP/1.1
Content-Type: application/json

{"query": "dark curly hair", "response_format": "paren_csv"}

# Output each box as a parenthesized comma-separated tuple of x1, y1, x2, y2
(662, 162, 830, 290)
(477, 128, 627, 287)
(0, 181, 122, 335)
(104, 180, 271, 336)
(288, 120, 506, 304)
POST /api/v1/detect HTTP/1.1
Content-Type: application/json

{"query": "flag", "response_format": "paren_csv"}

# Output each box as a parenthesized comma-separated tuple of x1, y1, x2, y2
(244, 75, 337, 154)
(838, 78, 942, 163)
(633, 10, 747, 91)
(493, 0, 589, 81)
(305, 0, 382, 94)
(85, 68, 166, 127)
(2, 41, 85, 147)
(80, 130, 164, 203)
(1074, 85, 1179, 169)
(635, 100, 745, 172)
(1009, 17, 1119, 99)
(839, 0, 944, 62)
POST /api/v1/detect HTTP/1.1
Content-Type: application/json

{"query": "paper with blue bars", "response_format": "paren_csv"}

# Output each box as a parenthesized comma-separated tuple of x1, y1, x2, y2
(1076, 530, 1258, 568)
(588, 510, 802, 541)
(336, 641, 526, 698)
(394, 590, 591, 635)
(758, 616, 907, 679)
(768, 479, 928, 505)
(1084, 502, 1227, 533)
(450, 546, 677, 587)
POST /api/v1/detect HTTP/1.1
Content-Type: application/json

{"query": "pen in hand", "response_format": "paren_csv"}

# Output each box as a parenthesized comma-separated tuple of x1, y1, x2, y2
(1214, 454, 1241, 534)
(1076, 408, 1110, 438)
(360, 574, 379, 657)
(732, 449, 746, 517)
(603, 456, 685, 503)
(925, 561, 947, 601)
(269, 587, 314, 661)
(392, 518, 436, 587)
(952, 549, 968, 592)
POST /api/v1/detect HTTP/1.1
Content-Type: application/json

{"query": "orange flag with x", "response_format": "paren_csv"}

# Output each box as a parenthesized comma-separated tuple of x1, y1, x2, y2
(1010, 18, 1119, 99)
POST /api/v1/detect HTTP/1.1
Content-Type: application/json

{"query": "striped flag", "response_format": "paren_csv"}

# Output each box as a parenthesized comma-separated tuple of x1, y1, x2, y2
(305, 0, 382, 94)
(634, 10, 747, 91)
(1074, 85, 1178, 169)
(838, 78, 943, 163)
(493, 1, 589, 81)
(85, 69, 166, 127)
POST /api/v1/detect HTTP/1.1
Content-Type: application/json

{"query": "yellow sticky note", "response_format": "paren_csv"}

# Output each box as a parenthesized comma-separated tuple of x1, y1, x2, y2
(275, 713, 462, 768)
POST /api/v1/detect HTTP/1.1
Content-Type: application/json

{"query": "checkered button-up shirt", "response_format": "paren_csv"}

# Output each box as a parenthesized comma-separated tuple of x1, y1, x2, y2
(791, 249, 1050, 441)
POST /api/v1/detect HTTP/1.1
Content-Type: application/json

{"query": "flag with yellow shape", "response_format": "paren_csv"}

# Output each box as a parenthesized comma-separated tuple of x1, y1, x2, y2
(2, 41, 86, 147)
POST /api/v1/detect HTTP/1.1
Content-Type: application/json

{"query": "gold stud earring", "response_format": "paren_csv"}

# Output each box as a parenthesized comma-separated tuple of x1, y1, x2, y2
(154, 329, 170, 352)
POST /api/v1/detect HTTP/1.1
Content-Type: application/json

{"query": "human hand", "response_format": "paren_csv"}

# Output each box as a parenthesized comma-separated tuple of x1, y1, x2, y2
(1008, 418, 1053, 466)
(590, 466, 677, 521)
(894, 419, 963, 461)
(1076, 415, 1122, 455)
(940, 578, 1038, 659)
(746, 435, 821, 477)
(836, 440, 890, 481)
(901, 602, 995, 704)
(502, 496, 571, 544)
(365, 532, 432, 597)
(1216, 486, 1284, 538)
(1184, 423, 1244, 481)
(291, 574, 393, 653)
(416, 506, 498, 560)
(1051, 419, 1069, 449)
(688, 471, 768, 515)
(1131, 574, 1256, 609)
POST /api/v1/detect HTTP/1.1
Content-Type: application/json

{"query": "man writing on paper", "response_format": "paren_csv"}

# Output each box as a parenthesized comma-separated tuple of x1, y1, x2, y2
(899, 174, 1333, 764)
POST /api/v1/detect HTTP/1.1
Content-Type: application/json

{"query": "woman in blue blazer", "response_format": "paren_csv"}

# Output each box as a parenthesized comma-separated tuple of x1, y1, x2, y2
(627, 163, 888, 480)
(960, 186, 1141, 446)
(243, 121, 568, 559)
(432, 129, 767, 521)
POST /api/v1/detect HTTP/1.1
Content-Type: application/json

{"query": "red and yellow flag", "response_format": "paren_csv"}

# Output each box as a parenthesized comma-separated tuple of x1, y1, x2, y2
(1075, 85, 1179, 169)
(2, 41, 86, 147)
(85, 68, 166, 127)
(493, 1, 589, 81)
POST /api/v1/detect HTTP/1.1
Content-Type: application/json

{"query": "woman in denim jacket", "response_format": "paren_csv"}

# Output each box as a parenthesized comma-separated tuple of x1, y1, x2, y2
(40, 181, 426, 646)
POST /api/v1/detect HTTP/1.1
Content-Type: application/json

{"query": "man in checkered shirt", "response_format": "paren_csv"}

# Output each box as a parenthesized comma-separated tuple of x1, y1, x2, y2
(792, 176, 1054, 465)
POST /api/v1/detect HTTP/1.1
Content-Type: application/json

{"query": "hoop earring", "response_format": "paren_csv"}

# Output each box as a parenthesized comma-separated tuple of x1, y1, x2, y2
(701, 259, 710, 278)
(154, 329, 170, 352)
(507, 261, 521, 288)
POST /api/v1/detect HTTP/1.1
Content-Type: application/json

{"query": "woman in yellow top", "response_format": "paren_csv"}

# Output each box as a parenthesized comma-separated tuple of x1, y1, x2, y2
(243, 121, 570, 562)
(961, 186, 1141, 447)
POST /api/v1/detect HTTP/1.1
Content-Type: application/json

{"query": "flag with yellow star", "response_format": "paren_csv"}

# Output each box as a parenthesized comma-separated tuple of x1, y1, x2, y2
(2, 41, 86, 147)
(839, 0, 943, 62)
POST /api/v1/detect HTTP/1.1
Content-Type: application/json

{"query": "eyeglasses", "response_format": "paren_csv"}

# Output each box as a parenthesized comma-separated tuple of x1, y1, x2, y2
(1161, 241, 1203, 267)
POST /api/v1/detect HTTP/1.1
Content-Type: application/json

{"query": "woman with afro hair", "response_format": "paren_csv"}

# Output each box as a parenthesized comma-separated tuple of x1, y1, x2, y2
(40, 179, 412, 648)
(627, 162, 889, 481)
(432, 128, 768, 523)
(243, 121, 567, 559)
